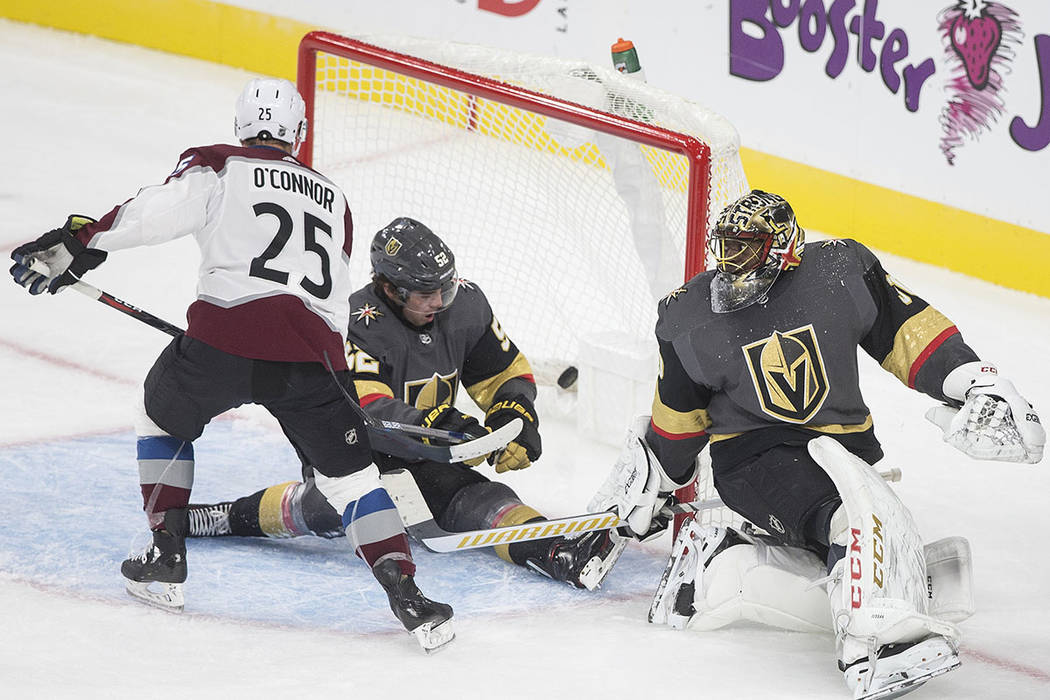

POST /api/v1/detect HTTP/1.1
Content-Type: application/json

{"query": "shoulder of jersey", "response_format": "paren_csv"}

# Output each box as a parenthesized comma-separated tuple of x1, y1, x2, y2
(349, 286, 389, 331)
(810, 237, 872, 269)
(448, 278, 493, 323)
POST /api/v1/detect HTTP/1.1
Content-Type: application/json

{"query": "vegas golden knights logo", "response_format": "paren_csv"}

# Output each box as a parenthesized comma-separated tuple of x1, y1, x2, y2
(405, 371, 459, 410)
(742, 324, 829, 423)
(385, 237, 402, 256)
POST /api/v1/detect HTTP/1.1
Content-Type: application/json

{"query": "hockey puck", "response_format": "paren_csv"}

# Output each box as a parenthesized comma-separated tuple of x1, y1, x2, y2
(557, 366, 578, 390)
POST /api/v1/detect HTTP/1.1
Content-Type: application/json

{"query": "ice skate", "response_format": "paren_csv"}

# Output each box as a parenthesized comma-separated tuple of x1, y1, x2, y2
(649, 521, 750, 628)
(373, 559, 455, 653)
(121, 508, 188, 612)
(841, 636, 961, 700)
(187, 501, 233, 536)
(525, 528, 627, 590)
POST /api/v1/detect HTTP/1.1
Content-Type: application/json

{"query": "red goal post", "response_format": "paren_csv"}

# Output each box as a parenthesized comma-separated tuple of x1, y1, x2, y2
(297, 30, 713, 278)
(296, 31, 749, 529)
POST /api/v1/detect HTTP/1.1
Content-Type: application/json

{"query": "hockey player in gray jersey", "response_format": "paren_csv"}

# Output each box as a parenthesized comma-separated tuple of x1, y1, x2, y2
(187, 217, 624, 590)
(592, 190, 1043, 699)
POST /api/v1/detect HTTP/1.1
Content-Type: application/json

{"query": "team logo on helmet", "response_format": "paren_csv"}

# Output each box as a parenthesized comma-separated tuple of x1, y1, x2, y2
(385, 237, 402, 256)
(742, 324, 829, 423)
(345, 429, 359, 445)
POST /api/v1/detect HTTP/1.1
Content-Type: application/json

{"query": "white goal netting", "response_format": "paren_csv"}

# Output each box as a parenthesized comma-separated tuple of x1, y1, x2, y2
(300, 33, 749, 524)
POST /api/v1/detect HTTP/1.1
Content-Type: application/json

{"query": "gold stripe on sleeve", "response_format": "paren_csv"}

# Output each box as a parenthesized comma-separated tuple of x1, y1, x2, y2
(880, 307, 956, 386)
(651, 388, 712, 438)
(464, 353, 534, 410)
(354, 379, 394, 403)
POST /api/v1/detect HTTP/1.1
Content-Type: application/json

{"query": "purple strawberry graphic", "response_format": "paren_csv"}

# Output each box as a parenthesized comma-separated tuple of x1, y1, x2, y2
(949, 5, 1002, 90)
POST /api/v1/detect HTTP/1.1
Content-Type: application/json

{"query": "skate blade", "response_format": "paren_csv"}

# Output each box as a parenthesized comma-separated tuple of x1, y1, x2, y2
(413, 618, 455, 654)
(648, 527, 701, 624)
(577, 535, 628, 591)
(124, 579, 185, 613)
(860, 653, 961, 700)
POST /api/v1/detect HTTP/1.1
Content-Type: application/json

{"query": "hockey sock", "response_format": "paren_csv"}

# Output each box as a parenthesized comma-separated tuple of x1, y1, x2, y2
(136, 435, 194, 529)
(316, 468, 415, 577)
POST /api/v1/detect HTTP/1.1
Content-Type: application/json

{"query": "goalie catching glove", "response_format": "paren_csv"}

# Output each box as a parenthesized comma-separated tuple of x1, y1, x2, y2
(925, 362, 1044, 464)
(421, 404, 491, 467)
(9, 215, 104, 294)
(589, 415, 697, 540)
(485, 396, 540, 473)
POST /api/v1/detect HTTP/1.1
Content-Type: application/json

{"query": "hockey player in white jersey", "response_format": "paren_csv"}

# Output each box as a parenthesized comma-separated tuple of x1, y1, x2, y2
(185, 218, 625, 591)
(591, 190, 1044, 698)
(9, 78, 453, 651)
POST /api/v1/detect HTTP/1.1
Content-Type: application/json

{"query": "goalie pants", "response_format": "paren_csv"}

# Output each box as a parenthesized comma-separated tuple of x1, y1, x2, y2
(711, 441, 849, 556)
(144, 334, 375, 480)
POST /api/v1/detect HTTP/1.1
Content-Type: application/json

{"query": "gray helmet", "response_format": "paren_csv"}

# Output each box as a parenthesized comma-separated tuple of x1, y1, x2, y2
(370, 217, 459, 309)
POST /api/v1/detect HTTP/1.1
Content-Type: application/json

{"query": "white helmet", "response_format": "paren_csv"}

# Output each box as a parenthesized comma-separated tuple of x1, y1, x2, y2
(234, 78, 308, 156)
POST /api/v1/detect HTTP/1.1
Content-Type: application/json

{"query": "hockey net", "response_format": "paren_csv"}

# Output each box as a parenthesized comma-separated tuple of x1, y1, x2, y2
(297, 31, 747, 528)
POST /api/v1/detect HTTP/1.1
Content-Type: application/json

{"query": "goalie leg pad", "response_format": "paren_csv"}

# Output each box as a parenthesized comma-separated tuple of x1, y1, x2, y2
(650, 522, 832, 632)
(808, 437, 958, 668)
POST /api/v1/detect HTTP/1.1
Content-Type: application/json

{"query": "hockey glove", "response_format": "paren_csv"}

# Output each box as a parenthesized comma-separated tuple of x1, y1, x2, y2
(422, 403, 491, 467)
(589, 415, 694, 541)
(9, 215, 104, 294)
(485, 396, 541, 473)
(925, 362, 1044, 464)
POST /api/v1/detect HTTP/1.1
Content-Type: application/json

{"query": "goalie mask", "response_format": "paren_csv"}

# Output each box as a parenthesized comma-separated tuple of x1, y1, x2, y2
(708, 190, 804, 313)
(371, 217, 459, 316)
(234, 78, 308, 157)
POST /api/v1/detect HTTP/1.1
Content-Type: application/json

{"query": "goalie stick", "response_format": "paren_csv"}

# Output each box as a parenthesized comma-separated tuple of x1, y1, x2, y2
(27, 259, 521, 462)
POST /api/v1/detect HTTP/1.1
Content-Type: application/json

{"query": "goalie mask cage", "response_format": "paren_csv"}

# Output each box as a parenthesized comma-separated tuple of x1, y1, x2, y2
(296, 31, 748, 528)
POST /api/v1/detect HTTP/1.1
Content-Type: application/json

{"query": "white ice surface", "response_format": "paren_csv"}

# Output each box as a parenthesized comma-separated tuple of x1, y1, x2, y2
(1, 20, 1049, 699)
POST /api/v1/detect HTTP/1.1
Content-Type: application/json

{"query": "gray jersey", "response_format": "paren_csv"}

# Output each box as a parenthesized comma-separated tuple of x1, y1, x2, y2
(648, 239, 980, 477)
(344, 280, 535, 428)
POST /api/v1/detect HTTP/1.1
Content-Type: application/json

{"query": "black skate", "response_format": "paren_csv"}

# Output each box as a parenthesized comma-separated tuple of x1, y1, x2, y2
(121, 508, 188, 612)
(187, 502, 233, 537)
(373, 559, 455, 653)
(525, 529, 627, 590)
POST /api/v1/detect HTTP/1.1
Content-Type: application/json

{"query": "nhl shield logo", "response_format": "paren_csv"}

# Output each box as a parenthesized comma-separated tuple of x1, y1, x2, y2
(743, 324, 829, 424)
(345, 429, 359, 445)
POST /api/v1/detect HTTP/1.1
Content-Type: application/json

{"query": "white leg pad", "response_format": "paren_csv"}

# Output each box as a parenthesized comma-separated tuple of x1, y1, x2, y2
(692, 538, 833, 633)
(808, 437, 958, 665)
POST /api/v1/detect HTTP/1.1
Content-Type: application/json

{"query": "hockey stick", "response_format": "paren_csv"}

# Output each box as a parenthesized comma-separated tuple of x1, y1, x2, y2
(380, 467, 723, 553)
(321, 350, 522, 463)
(381, 466, 904, 554)
(28, 260, 183, 337)
(28, 260, 522, 461)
